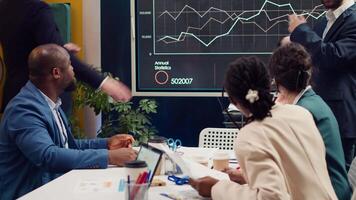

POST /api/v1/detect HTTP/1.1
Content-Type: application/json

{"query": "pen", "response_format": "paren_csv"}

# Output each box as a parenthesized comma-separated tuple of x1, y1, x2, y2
(160, 193, 182, 200)
(146, 170, 151, 183)
(127, 175, 131, 200)
(229, 159, 238, 164)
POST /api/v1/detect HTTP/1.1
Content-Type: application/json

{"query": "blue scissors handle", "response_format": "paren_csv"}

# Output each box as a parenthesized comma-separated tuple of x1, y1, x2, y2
(167, 138, 182, 151)
(168, 175, 189, 185)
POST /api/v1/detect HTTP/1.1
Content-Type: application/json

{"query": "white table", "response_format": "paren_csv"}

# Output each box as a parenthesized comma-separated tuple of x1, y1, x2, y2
(18, 168, 202, 200)
(19, 147, 234, 200)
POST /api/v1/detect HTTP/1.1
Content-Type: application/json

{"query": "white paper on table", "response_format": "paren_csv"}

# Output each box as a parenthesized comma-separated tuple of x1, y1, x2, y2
(179, 147, 217, 163)
(150, 184, 210, 200)
(175, 189, 211, 200)
(179, 146, 236, 161)
(74, 178, 117, 193)
(165, 149, 229, 180)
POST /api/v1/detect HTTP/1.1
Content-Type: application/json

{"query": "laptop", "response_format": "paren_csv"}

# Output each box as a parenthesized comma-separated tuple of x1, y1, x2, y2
(136, 143, 164, 182)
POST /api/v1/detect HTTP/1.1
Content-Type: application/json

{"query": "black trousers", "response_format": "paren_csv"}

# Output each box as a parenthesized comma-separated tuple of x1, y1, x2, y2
(342, 138, 356, 171)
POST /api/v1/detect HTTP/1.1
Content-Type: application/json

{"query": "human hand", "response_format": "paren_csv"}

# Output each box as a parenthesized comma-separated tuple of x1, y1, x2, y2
(288, 14, 306, 33)
(108, 148, 137, 166)
(279, 36, 291, 47)
(223, 167, 246, 184)
(101, 77, 132, 102)
(63, 43, 81, 54)
(189, 176, 219, 197)
(108, 134, 135, 150)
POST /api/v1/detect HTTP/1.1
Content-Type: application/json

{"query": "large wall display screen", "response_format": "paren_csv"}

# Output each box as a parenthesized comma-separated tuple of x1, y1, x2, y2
(131, 0, 325, 96)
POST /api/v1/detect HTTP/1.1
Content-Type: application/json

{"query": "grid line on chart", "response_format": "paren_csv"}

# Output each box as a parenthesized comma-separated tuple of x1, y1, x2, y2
(154, 0, 325, 55)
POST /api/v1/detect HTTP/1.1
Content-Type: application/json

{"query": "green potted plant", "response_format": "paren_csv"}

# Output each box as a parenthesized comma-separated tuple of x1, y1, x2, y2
(72, 80, 158, 144)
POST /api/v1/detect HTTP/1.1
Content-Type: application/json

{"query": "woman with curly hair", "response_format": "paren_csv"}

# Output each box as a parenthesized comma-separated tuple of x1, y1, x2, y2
(190, 56, 337, 200)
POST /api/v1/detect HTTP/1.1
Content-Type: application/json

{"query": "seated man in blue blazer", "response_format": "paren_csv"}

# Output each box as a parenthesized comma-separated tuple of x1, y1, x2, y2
(0, 44, 137, 200)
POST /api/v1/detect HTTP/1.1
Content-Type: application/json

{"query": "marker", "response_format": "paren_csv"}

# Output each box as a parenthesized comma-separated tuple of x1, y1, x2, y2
(118, 179, 125, 192)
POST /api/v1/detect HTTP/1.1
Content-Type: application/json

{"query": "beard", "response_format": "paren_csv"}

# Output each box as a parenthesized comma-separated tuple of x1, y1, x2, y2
(322, 0, 343, 9)
(64, 79, 77, 92)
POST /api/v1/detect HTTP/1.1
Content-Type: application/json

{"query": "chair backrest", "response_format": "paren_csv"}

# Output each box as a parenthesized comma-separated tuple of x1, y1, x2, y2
(348, 157, 356, 189)
(50, 3, 71, 43)
(198, 128, 239, 150)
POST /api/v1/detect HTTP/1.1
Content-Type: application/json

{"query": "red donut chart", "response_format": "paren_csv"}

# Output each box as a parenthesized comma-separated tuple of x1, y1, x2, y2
(154, 71, 169, 85)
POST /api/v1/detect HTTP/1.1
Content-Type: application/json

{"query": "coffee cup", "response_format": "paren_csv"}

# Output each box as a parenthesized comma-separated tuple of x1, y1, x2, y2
(212, 151, 229, 171)
(124, 160, 147, 181)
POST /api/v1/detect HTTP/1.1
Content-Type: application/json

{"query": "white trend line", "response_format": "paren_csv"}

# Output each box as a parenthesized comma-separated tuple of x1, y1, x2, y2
(156, 0, 326, 46)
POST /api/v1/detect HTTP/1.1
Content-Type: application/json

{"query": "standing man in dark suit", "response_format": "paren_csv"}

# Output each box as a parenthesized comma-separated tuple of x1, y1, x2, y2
(0, 0, 132, 112)
(287, 0, 356, 169)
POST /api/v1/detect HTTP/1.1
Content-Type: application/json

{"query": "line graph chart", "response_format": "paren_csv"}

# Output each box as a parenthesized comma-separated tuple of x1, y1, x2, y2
(154, 0, 325, 55)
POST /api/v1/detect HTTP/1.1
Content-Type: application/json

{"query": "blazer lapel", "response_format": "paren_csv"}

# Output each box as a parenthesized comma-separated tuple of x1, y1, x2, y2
(323, 16, 345, 41)
(324, 5, 356, 41)
(51, 112, 65, 148)
(26, 81, 66, 147)
(315, 17, 327, 38)
(58, 108, 78, 148)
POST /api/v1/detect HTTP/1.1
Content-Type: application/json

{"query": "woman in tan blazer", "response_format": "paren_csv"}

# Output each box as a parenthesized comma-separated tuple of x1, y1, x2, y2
(190, 57, 337, 200)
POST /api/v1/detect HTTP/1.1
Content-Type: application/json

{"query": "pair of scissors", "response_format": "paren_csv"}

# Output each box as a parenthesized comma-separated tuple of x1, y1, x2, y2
(166, 138, 182, 151)
(167, 175, 189, 185)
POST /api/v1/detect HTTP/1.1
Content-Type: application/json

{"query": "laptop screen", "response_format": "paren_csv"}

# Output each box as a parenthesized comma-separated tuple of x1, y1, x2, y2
(136, 144, 163, 182)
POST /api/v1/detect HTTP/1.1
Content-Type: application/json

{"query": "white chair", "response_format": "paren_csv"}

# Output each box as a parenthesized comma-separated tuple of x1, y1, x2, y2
(348, 157, 356, 189)
(198, 128, 239, 150)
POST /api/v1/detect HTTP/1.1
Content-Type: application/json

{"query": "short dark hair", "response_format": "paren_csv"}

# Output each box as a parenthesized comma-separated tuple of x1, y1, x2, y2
(224, 57, 274, 121)
(28, 44, 70, 79)
(269, 43, 312, 93)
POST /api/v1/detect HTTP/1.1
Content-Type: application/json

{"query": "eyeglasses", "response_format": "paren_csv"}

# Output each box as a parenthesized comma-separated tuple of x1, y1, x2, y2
(217, 88, 240, 128)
